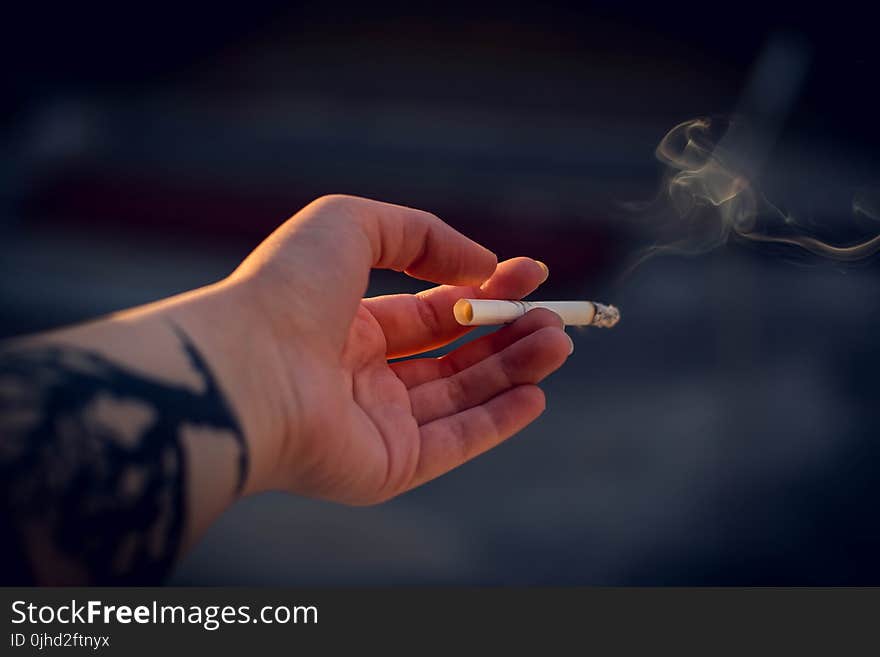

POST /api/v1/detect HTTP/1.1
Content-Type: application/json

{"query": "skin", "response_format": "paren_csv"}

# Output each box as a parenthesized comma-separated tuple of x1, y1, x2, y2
(0, 194, 573, 582)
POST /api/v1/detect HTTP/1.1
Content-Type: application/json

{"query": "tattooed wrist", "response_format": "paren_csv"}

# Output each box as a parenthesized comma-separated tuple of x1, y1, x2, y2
(0, 324, 247, 584)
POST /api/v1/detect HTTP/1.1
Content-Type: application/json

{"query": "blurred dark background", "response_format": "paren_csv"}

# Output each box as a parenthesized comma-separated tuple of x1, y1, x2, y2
(3, 1, 880, 584)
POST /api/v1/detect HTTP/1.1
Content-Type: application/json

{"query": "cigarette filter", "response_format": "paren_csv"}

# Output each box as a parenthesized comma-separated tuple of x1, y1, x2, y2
(453, 299, 620, 328)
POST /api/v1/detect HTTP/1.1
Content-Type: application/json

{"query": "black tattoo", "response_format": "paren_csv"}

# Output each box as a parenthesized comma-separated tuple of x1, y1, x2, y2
(0, 326, 247, 584)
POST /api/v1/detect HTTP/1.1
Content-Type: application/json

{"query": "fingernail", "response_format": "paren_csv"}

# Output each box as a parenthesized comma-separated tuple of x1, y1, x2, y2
(566, 332, 574, 355)
(535, 260, 549, 281)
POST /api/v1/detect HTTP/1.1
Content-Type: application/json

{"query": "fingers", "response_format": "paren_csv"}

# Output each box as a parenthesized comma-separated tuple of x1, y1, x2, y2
(258, 195, 497, 348)
(391, 308, 564, 388)
(365, 256, 549, 358)
(334, 195, 498, 286)
(407, 324, 571, 424)
(412, 384, 546, 488)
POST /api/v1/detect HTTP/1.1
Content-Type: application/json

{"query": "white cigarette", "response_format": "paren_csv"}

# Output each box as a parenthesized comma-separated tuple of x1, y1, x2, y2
(453, 299, 620, 328)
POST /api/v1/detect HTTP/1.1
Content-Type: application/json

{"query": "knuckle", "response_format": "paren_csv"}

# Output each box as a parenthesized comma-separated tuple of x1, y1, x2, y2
(307, 194, 361, 221)
(499, 343, 530, 381)
(414, 297, 443, 335)
(313, 193, 354, 207)
(451, 414, 473, 461)
(444, 375, 469, 412)
(304, 195, 367, 235)
(418, 209, 441, 225)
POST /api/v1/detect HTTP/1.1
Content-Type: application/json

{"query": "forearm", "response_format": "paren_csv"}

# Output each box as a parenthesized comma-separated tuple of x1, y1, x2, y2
(0, 281, 277, 584)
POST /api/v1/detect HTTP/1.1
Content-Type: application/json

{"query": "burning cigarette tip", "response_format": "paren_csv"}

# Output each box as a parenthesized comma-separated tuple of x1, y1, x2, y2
(591, 302, 621, 328)
(453, 299, 620, 328)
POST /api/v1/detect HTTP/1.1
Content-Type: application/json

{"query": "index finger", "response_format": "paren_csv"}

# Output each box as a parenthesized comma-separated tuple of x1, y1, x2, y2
(268, 195, 498, 347)
(344, 195, 498, 285)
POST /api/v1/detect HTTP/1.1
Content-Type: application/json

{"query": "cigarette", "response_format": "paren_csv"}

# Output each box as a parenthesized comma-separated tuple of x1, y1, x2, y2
(453, 299, 620, 328)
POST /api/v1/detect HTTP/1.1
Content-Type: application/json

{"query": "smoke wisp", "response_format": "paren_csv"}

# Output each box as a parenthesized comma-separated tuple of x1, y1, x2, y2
(629, 116, 880, 270)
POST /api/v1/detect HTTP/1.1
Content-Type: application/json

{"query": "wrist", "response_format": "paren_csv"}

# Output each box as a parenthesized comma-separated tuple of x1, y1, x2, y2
(163, 279, 290, 497)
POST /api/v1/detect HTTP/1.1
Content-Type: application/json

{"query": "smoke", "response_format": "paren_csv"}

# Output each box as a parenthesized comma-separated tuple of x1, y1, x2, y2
(628, 115, 880, 270)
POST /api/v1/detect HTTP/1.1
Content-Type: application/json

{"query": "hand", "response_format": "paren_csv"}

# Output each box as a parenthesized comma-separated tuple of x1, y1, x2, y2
(210, 195, 573, 504)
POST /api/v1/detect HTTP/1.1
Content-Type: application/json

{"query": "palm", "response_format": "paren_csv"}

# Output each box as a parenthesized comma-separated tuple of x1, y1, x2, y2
(333, 305, 423, 503)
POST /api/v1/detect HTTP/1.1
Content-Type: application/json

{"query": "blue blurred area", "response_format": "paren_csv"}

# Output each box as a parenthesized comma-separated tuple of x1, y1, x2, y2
(2, 2, 880, 584)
